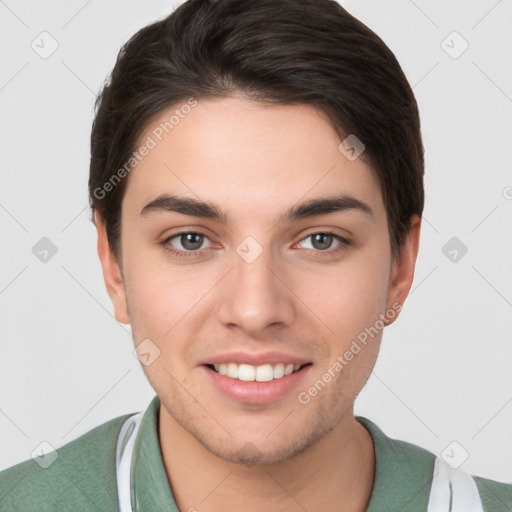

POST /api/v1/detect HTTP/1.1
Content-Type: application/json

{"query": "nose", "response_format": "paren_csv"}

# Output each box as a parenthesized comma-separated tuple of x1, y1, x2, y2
(216, 241, 296, 336)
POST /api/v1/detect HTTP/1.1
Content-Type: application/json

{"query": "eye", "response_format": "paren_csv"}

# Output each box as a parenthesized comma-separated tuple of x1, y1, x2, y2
(161, 232, 215, 257)
(296, 232, 350, 256)
(160, 231, 351, 259)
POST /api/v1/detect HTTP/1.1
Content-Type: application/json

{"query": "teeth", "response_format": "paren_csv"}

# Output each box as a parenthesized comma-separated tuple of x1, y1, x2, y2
(273, 363, 285, 379)
(255, 364, 274, 382)
(226, 363, 238, 378)
(238, 364, 256, 381)
(211, 362, 304, 382)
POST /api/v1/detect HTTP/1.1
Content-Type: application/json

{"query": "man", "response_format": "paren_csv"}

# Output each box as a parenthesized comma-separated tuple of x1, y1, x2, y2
(1, 0, 510, 510)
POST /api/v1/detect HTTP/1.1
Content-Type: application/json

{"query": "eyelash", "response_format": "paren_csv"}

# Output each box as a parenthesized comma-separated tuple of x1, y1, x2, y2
(160, 231, 351, 259)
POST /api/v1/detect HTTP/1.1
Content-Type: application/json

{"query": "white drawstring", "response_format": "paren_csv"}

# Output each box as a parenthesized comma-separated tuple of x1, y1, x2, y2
(116, 412, 143, 512)
(427, 457, 484, 512)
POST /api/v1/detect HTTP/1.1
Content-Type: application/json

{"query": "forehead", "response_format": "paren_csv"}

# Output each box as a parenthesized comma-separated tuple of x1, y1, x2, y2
(122, 96, 384, 224)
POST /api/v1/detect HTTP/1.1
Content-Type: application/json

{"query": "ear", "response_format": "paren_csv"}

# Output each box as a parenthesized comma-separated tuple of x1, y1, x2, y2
(94, 210, 130, 324)
(385, 215, 421, 326)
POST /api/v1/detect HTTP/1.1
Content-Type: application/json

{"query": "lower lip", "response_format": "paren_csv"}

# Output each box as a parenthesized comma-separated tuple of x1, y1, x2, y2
(202, 365, 312, 404)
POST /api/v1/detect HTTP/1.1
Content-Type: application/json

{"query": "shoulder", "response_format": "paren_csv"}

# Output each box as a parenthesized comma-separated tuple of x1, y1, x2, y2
(0, 412, 132, 512)
(474, 475, 512, 512)
(357, 416, 512, 511)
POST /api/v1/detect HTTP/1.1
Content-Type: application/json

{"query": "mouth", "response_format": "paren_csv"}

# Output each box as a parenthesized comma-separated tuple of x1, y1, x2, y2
(205, 362, 312, 382)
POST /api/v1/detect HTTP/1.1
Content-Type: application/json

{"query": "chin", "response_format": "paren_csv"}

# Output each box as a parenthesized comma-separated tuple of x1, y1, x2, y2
(197, 425, 327, 466)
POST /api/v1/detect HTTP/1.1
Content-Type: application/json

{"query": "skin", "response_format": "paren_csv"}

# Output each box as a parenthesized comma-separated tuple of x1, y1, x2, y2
(96, 95, 421, 511)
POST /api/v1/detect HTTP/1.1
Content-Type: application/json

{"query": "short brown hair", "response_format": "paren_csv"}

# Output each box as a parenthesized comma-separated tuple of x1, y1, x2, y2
(89, 0, 424, 261)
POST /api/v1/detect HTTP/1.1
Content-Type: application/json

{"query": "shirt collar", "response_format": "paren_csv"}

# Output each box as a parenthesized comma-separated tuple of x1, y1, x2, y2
(131, 396, 434, 510)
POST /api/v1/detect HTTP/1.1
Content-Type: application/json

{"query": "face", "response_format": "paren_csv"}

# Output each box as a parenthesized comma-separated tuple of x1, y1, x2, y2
(96, 95, 420, 464)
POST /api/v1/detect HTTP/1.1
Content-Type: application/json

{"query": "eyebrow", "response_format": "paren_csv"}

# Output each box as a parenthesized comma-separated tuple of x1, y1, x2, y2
(140, 193, 374, 223)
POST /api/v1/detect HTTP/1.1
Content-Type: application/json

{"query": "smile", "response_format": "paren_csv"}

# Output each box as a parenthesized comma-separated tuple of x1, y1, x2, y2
(208, 363, 307, 382)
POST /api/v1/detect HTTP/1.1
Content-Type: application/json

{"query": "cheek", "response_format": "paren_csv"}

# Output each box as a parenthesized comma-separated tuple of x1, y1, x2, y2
(296, 248, 391, 344)
(123, 252, 220, 376)
(127, 267, 199, 337)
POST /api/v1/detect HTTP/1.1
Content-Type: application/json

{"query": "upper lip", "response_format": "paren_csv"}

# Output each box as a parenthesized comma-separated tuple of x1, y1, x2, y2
(201, 351, 311, 367)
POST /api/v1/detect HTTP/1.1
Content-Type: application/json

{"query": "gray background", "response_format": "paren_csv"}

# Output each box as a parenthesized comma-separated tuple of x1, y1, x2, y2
(1, 0, 511, 483)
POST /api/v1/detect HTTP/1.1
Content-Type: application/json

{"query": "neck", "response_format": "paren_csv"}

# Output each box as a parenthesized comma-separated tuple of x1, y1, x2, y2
(158, 407, 375, 512)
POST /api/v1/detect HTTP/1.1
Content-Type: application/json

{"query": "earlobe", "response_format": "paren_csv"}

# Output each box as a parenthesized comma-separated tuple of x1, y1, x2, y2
(385, 215, 421, 326)
(94, 211, 130, 324)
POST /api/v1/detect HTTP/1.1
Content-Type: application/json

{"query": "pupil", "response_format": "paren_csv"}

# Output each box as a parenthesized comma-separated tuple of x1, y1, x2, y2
(313, 233, 332, 250)
(182, 233, 203, 250)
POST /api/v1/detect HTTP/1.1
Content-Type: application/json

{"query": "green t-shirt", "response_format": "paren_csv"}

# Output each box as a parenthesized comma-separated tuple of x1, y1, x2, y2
(1, 395, 510, 511)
